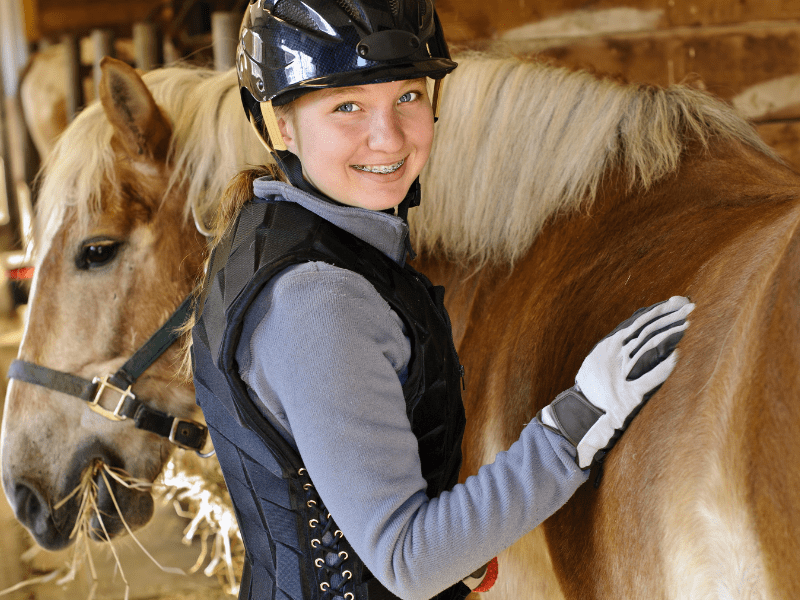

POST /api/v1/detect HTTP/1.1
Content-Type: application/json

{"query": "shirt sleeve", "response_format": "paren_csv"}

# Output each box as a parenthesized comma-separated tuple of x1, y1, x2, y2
(240, 262, 589, 600)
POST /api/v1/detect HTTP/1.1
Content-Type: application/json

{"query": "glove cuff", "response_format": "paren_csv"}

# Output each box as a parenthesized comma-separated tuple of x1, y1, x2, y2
(540, 387, 605, 447)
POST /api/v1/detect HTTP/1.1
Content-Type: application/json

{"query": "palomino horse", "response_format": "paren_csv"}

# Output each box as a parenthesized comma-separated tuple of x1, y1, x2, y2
(3, 52, 799, 599)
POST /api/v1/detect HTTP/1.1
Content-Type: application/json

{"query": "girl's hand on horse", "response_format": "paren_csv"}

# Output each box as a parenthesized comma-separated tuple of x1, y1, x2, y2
(539, 296, 694, 469)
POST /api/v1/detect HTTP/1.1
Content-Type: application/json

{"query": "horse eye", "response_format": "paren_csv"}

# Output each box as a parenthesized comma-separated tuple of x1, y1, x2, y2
(76, 240, 120, 270)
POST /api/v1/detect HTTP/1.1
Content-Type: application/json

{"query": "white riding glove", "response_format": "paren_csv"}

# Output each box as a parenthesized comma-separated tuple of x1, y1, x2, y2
(539, 296, 694, 469)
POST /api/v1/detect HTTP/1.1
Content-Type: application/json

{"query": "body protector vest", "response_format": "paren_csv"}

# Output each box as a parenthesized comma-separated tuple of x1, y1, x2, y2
(192, 198, 468, 600)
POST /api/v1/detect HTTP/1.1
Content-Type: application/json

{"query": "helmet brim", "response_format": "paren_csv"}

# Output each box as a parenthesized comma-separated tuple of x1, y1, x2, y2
(271, 58, 457, 106)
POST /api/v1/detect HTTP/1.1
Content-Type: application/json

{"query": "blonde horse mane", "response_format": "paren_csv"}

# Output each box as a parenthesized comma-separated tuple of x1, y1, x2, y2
(34, 65, 269, 251)
(414, 51, 777, 265)
(36, 52, 775, 267)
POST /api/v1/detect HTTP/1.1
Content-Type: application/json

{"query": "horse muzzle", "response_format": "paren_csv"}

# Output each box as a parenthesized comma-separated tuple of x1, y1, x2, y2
(5, 441, 155, 550)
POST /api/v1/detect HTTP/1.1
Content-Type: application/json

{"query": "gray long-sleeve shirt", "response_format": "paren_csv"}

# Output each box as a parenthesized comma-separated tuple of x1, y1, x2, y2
(235, 178, 589, 600)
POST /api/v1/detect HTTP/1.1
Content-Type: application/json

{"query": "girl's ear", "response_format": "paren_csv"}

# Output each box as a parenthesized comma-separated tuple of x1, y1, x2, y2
(277, 116, 298, 155)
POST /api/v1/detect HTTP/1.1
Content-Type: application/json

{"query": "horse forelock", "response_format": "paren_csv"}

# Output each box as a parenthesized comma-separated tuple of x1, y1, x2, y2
(414, 51, 777, 266)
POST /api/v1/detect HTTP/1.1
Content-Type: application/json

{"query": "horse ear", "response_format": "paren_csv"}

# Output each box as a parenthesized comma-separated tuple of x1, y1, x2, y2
(98, 56, 171, 160)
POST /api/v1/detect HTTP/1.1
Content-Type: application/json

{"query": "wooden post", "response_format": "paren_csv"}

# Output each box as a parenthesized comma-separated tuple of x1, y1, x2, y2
(133, 21, 160, 71)
(0, 96, 10, 235)
(0, 0, 33, 247)
(163, 36, 180, 65)
(212, 11, 238, 71)
(91, 28, 114, 103)
(61, 33, 81, 121)
(0, 1, 31, 589)
(1, 96, 24, 227)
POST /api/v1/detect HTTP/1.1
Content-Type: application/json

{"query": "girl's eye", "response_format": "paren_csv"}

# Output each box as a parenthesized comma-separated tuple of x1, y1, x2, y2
(76, 240, 121, 270)
(336, 102, 360, 113)
(399, 91, 420, 104)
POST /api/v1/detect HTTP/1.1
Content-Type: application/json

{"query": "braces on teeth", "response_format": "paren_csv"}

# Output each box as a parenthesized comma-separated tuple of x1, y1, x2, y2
(352, 159, 404, 174)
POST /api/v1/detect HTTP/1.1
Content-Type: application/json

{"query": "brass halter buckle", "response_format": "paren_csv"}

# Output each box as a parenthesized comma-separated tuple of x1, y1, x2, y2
(90, 375, 135, 421)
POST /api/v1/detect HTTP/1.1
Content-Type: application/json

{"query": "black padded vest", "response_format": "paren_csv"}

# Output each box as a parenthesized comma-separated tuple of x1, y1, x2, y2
(192, 199, 468, 600)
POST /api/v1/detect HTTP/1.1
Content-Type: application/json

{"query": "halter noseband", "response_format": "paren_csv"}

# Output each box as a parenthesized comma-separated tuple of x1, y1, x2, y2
(7, 295, 209, 454)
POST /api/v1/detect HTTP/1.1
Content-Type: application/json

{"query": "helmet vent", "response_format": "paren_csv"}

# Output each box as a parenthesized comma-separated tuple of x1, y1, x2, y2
(335, 0, 370, 31)
(417, 0, 427, 27)
(272, 0, 320, 33)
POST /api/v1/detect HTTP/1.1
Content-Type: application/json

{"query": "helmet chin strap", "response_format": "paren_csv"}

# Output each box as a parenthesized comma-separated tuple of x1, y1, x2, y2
(427, 78, 444, 120)
(397, 178, 421, 221)
(259, 100, 288, 152)
(247, 114, 296, 184)
(279, 152, 318, 196)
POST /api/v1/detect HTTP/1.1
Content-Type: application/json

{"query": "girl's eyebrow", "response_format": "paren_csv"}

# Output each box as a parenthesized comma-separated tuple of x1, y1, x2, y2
(317, 80, 424, 100)
(317, 86, 368, 99)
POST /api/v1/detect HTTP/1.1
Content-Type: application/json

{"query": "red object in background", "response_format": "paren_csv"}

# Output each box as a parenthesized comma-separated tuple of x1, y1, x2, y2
(473, 557, 499, 593)
(8, 267, 34, 280)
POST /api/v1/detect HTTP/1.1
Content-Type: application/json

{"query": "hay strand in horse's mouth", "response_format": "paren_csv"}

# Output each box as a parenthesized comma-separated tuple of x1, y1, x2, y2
(99, 466, 185, 576)
(0, 460, 182, 600)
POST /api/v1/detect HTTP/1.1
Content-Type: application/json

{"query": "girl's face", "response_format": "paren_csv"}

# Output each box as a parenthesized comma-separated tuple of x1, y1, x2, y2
(277, 78, 434, 211)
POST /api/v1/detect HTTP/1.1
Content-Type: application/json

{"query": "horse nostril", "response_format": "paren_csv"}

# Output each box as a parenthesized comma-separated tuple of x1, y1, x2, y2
(12, 482, 74, 550)
(14, 482, 44, 530)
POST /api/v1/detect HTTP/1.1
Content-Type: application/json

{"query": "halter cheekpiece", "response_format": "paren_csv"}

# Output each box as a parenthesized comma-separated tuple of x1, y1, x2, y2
(8, 295, 209, 453)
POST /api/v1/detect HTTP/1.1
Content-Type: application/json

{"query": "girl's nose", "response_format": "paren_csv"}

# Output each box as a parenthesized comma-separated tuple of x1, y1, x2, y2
(367, 109, 404, 154)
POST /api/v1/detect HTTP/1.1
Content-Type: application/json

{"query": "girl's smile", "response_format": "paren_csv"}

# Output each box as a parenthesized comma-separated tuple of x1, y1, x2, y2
(276, 79, 434, 211)
(351, 157, 405, 174)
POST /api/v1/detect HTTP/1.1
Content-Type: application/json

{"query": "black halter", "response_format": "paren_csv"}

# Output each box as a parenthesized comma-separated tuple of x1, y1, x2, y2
(7, 295, 209, 453)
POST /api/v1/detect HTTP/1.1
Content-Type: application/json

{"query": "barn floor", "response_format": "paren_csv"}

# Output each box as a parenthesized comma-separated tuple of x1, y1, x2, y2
(0, 306, 232, 600)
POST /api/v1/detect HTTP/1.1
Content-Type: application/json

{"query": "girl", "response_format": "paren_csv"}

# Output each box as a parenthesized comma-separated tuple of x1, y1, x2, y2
(191, 2, 694, 599)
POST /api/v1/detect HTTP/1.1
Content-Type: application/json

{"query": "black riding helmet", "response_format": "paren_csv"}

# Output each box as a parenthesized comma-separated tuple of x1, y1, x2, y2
(238, 0, 456, 156)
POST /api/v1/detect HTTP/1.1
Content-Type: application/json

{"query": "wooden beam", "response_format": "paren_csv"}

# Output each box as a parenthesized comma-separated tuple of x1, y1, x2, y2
(664, 0, 800, 28)
(437, 0, 800, 42)
(21, 0, 40, 41)
(90, 28, 114, 101)
(31, 0, 164, 38)
(485, 21, 800, 104)
(437, 0, 665, 41)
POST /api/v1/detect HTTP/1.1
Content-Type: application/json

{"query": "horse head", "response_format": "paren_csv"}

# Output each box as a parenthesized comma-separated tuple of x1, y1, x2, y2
(1, 58, 208, 550)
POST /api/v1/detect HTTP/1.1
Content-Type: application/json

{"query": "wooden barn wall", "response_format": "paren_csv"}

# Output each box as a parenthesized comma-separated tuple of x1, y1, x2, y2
(436, 0, 800, 169)
(438, 0, 800, 39)
(22, 0, 166, 40)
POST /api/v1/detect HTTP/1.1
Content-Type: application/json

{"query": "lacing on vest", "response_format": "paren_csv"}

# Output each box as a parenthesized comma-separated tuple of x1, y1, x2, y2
(299, 468, 357, 600)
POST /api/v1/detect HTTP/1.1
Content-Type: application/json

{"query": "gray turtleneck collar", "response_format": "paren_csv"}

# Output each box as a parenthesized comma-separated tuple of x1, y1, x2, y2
(253, 177, 410, 265)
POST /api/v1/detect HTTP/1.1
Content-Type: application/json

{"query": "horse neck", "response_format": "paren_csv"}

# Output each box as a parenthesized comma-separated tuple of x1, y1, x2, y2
(417, 133, 800, 459)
